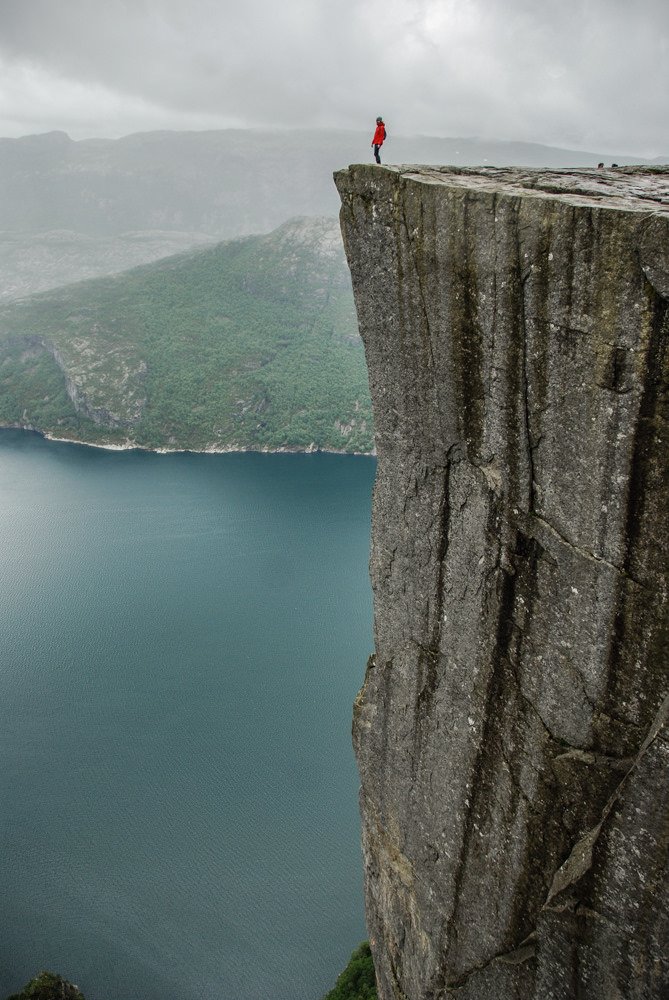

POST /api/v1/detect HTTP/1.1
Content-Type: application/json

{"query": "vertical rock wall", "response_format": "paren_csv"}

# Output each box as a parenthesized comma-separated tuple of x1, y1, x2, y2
(335, 165, 669, 1000)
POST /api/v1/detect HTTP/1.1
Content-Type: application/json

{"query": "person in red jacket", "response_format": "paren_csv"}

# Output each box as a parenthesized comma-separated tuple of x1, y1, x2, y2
(372, 116, 387, 164)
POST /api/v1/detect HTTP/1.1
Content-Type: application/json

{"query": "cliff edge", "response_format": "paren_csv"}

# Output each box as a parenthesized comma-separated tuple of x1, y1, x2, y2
(335, 165, 669, 999)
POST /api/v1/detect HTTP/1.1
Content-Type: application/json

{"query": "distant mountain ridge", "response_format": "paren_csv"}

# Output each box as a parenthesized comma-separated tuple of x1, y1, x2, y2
(3, 128, 664, 300)
(2, 128, 664, 239)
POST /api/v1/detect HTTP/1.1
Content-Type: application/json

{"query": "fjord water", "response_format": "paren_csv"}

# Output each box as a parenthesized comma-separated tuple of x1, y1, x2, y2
(0, 431, 374, 1000)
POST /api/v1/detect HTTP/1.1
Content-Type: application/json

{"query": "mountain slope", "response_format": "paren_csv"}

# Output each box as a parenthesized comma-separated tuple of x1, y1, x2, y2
(0, 217, 373, 453)
(2, 128, 664, 299)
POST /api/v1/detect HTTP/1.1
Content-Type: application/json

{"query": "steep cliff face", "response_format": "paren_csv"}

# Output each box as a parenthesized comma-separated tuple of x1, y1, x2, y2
(335, 165, 669, 1000)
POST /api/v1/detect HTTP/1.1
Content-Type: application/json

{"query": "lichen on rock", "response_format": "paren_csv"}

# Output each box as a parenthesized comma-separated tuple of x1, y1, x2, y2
(335, 164, 669, 999)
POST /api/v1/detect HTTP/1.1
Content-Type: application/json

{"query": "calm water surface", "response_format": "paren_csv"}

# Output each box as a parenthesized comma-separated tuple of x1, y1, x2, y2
(0, 431, 374, 1000)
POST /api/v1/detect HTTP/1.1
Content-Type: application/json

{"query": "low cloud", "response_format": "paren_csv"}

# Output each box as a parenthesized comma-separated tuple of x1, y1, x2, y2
(0, 0, 666, 155)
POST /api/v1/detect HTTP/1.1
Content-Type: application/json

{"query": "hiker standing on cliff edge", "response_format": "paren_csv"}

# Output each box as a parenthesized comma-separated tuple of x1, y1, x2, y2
(372, 116, 387, 164)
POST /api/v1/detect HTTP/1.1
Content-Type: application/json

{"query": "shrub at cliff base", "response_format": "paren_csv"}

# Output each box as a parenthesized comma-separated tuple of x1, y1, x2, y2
(323, 941, 378, 1000)
(5, 971, 84, 1000)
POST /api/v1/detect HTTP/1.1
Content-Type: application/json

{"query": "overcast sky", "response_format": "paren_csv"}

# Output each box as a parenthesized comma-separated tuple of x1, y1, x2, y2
(0, 0, 666, 156)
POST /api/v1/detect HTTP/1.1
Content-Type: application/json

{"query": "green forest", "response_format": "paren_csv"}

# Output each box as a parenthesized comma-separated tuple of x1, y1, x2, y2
(0, 218, 373, 453)
(323, 942, 378, 1000)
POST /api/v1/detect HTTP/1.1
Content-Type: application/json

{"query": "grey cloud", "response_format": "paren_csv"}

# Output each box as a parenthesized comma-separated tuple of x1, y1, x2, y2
(0, 0, 667, 155)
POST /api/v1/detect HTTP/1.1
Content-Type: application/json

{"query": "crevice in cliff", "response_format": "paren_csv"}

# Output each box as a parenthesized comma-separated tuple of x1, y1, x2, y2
(438, 533, 550, 984)
(387, 951, 411, 1000)
(396, 181, 451, 461)
(529, 511, 644, 586)
(440, 935, 537, 993)
(546, 691, 669, 907)
(430, 464, 452, 657)
(594, 344, 636, 395)
(598, 292, 669, 745)
(495, 743, 539, 813)
(516, 206, 536, 514)
(638, 213, 669, 300)
(495, 532, 573, 750)
(456, 194, 486, 461)
(438, 692, 667, 994)
(412, 460, 452, 780)
(399, 191, 438, 375)
(614, 286, 667, 573)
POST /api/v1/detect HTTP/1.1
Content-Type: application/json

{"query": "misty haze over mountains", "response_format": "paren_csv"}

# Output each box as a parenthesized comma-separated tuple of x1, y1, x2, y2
(2, 127, 666, 299)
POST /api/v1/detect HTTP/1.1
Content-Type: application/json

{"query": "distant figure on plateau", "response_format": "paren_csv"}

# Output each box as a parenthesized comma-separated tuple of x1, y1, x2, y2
(372, 116, 387, 164)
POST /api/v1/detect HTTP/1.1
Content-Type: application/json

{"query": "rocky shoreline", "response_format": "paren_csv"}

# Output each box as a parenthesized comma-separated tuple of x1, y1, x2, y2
(0, 423, 376, 458)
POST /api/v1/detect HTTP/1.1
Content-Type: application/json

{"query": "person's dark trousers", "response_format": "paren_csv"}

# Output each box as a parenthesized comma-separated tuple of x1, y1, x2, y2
(374, 144, 381, 163)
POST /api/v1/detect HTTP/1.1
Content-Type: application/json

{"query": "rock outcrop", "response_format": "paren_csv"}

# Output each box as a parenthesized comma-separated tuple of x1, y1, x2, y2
(335, 165, 669, 999)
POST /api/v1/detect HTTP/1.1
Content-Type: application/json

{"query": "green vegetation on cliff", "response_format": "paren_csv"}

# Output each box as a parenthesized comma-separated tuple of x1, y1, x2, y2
(5, 972, 84, 1000)
(323, 943, 378, 1000)
(0, 217, 373, 453)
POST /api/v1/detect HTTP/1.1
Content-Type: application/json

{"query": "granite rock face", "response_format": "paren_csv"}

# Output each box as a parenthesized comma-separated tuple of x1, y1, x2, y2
(335, 165, 669, 999)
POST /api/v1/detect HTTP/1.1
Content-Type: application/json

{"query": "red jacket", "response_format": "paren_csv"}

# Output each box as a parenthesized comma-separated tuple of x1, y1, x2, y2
(372, 122, 386, 146)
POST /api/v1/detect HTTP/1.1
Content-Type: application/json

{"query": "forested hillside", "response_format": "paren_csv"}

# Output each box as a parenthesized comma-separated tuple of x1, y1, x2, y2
(0, 217, 373, 453)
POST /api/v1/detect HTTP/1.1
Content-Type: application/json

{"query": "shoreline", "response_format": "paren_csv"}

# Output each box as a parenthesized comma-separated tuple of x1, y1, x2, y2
(0, 425, 376, 458)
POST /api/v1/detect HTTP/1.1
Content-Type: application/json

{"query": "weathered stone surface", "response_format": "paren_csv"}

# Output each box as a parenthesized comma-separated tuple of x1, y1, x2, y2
(335, 165, 669, 999)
